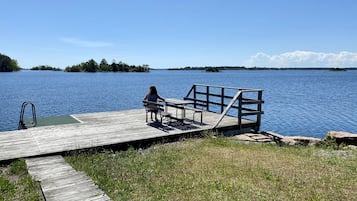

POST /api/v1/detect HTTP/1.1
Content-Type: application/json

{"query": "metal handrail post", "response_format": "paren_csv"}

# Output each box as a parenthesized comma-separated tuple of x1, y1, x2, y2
(206, 85, 209, 111)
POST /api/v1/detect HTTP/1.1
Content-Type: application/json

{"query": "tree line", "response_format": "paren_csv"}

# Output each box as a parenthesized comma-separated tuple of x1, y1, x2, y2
(31, 65, 62, 71)
(65, 59, 150, 72)
(0, 53, 21, 72)
(0, 53, 150, 73)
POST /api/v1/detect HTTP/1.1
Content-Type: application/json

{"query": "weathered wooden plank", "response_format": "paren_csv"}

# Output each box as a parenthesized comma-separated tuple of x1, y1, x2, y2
(26, 155, 111, 201)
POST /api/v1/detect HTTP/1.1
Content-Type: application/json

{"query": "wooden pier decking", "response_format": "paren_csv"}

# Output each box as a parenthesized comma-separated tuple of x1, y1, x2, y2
(0, 109, 257, 162)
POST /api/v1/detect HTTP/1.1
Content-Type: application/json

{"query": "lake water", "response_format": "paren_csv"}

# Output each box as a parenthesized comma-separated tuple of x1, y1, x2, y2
(1, 70, 356, 138)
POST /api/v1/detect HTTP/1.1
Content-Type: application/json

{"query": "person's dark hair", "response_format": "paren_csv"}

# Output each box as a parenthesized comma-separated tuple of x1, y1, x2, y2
(149, 86, 158, 95)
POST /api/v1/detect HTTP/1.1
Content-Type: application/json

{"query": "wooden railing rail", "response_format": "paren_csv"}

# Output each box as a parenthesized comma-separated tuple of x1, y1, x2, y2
(184, 84, 264, 131)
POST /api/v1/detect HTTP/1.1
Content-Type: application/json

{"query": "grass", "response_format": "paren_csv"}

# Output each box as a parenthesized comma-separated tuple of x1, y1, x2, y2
(65, 137, 357, 201)
(0, 159, 42, 201)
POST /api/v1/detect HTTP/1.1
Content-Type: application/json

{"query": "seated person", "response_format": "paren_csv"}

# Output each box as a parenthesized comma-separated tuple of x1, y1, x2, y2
(143, 86, 165, 121)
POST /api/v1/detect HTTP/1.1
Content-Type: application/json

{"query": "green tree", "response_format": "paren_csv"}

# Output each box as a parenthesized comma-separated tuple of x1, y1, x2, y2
(65, 65, 81, 72)
(99, 59, 110, 72)
(117, 61, 129, 72)
(0, 53, 20, 72)
(84, 59, 98, 72)
(111, 62, 118, 72)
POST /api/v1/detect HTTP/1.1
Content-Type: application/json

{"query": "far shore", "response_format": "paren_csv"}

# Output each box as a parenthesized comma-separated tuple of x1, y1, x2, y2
(165, 66, 357, 71)
(16, 67, 357, 72)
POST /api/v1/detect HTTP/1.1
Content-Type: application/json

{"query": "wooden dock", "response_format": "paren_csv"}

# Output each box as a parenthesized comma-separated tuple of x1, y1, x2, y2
(0, 108, 257, 162)
(0, 84, 263, 200)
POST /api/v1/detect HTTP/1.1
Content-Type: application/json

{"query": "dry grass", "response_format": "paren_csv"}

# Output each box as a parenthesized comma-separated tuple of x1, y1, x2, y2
(65, 137, 357, 201)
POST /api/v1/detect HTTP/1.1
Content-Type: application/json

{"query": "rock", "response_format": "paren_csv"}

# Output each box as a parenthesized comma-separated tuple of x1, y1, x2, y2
(262, 131, 284, 140)
(326, 131, 357, 145)
(281, 136, 321, 146)
(232, 133, 273, 143)
(262, 131, 321, 146)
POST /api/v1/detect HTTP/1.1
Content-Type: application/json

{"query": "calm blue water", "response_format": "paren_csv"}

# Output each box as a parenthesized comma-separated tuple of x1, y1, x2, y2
(1, 70, 356, 138)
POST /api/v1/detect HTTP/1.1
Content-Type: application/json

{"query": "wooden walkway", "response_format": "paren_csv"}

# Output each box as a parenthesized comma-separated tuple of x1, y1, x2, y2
(26, 155, 111, 201)
(0, 109, 256, 162)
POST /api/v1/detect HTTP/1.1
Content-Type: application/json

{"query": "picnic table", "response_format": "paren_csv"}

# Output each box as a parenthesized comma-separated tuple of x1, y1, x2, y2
(164, 98, 203, 124)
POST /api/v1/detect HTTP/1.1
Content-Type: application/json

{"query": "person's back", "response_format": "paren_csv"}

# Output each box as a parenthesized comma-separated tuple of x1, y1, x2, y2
(146, 94, 159, 102)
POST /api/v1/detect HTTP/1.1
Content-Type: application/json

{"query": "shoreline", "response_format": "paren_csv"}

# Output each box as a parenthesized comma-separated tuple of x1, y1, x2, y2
(165, 66, 357, 71)
(232, 130, 357, 147)
(4, 67, 357, 72)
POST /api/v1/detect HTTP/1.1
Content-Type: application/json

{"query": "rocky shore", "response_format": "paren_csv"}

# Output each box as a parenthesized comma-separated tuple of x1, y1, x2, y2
(232, 131, 357, 148)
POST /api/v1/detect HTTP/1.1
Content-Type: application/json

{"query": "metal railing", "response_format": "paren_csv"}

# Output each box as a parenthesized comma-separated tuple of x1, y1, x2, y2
(18, 101, 37, 130)
(184, 84, 264, 131)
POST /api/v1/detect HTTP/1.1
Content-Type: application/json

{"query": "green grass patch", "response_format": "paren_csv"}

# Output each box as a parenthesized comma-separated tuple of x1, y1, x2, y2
(0, 159, 42, 201)
(65, 138, 357, 201)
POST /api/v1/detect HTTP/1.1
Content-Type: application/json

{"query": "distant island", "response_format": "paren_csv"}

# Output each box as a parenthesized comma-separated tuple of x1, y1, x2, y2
(64, 59, 150, 72)
(328, 68, 347, 71)
(167, 66, 357, 71)
(168, 66, 246, 71)
(31, 65, 62, 71)
(205, 67, 220, 72)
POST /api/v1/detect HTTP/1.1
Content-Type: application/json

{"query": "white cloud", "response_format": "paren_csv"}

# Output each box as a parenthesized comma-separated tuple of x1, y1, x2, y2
(244, 51, 357, 67)
(60, 37, 113, 47)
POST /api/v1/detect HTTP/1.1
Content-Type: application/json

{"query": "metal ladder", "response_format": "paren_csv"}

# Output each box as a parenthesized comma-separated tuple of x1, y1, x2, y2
(18, 101, 37, 130)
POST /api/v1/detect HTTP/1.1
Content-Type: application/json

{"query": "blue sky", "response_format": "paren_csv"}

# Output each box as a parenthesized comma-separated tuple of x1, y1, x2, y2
(1, 0, 357, 69)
